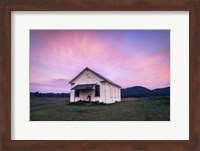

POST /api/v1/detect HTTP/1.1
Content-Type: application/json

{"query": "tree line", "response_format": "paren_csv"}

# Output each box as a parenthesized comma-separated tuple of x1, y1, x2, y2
(30, 92, 70, 98)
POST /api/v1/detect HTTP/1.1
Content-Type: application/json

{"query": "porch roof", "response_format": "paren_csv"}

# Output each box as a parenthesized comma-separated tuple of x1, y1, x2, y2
(71, 84, 97, 90)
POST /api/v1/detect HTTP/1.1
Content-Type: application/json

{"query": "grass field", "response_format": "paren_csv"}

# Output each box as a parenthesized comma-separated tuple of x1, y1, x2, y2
(30, 96, 170, 121)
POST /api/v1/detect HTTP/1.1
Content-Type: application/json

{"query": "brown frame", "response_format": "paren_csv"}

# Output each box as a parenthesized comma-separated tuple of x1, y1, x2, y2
(0, 0, 200, 151)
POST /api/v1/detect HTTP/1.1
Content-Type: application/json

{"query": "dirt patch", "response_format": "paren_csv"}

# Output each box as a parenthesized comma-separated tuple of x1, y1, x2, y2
(122, 98, 138, 101)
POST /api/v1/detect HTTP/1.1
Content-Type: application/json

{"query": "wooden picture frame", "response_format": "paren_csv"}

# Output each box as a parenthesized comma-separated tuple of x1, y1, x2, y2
(0, 0, 199, 150)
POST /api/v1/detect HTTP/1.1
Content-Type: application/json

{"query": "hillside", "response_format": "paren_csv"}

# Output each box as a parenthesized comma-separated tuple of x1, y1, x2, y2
(121, 86, 170, 98)
(151, 87, 170, 96)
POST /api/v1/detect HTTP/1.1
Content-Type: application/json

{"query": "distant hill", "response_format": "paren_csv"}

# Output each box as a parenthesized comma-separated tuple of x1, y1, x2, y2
(151, 87, 170, 96)
(121, 86, 170, 98)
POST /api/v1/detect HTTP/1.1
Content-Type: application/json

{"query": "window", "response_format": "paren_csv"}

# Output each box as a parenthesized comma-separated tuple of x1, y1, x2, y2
(118, 89, 119, 98)
(75, 90, 79, 97)
(95, 85, 100, 97)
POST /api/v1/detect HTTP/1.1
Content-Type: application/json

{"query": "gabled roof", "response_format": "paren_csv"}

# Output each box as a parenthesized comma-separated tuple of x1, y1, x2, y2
(69, 67, 121, 88)
(71, 84, 97, 90)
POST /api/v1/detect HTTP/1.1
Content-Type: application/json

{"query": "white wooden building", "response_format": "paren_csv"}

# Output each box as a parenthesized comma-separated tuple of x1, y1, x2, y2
(69, 67, 121, 104)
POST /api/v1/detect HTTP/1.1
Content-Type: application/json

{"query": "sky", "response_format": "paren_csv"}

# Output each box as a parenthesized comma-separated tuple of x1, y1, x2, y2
(30, 30, 170, 93)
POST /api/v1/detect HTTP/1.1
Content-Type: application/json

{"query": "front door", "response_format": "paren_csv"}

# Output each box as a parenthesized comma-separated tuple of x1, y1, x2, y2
(82, 90, 93, 102)
(87, 95, 91, 102)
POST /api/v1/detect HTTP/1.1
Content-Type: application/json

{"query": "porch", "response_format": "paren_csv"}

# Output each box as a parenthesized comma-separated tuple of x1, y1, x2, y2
(71, 84, 100, 102)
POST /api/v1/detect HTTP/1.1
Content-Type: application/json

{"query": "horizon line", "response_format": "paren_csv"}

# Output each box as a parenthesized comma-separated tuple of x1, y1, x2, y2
(30, 85, 170, 93)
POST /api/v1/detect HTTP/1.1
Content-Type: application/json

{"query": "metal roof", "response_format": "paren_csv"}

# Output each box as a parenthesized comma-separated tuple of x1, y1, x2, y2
(69, 67, 121, 88)
(71, 84, 97, 90)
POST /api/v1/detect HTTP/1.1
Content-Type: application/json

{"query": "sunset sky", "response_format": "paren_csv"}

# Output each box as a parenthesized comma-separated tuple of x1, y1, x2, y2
(30, 30, 170, 93)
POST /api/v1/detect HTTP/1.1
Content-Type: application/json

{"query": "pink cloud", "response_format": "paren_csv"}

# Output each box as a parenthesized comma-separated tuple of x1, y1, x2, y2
(30, 30, 170, 92)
